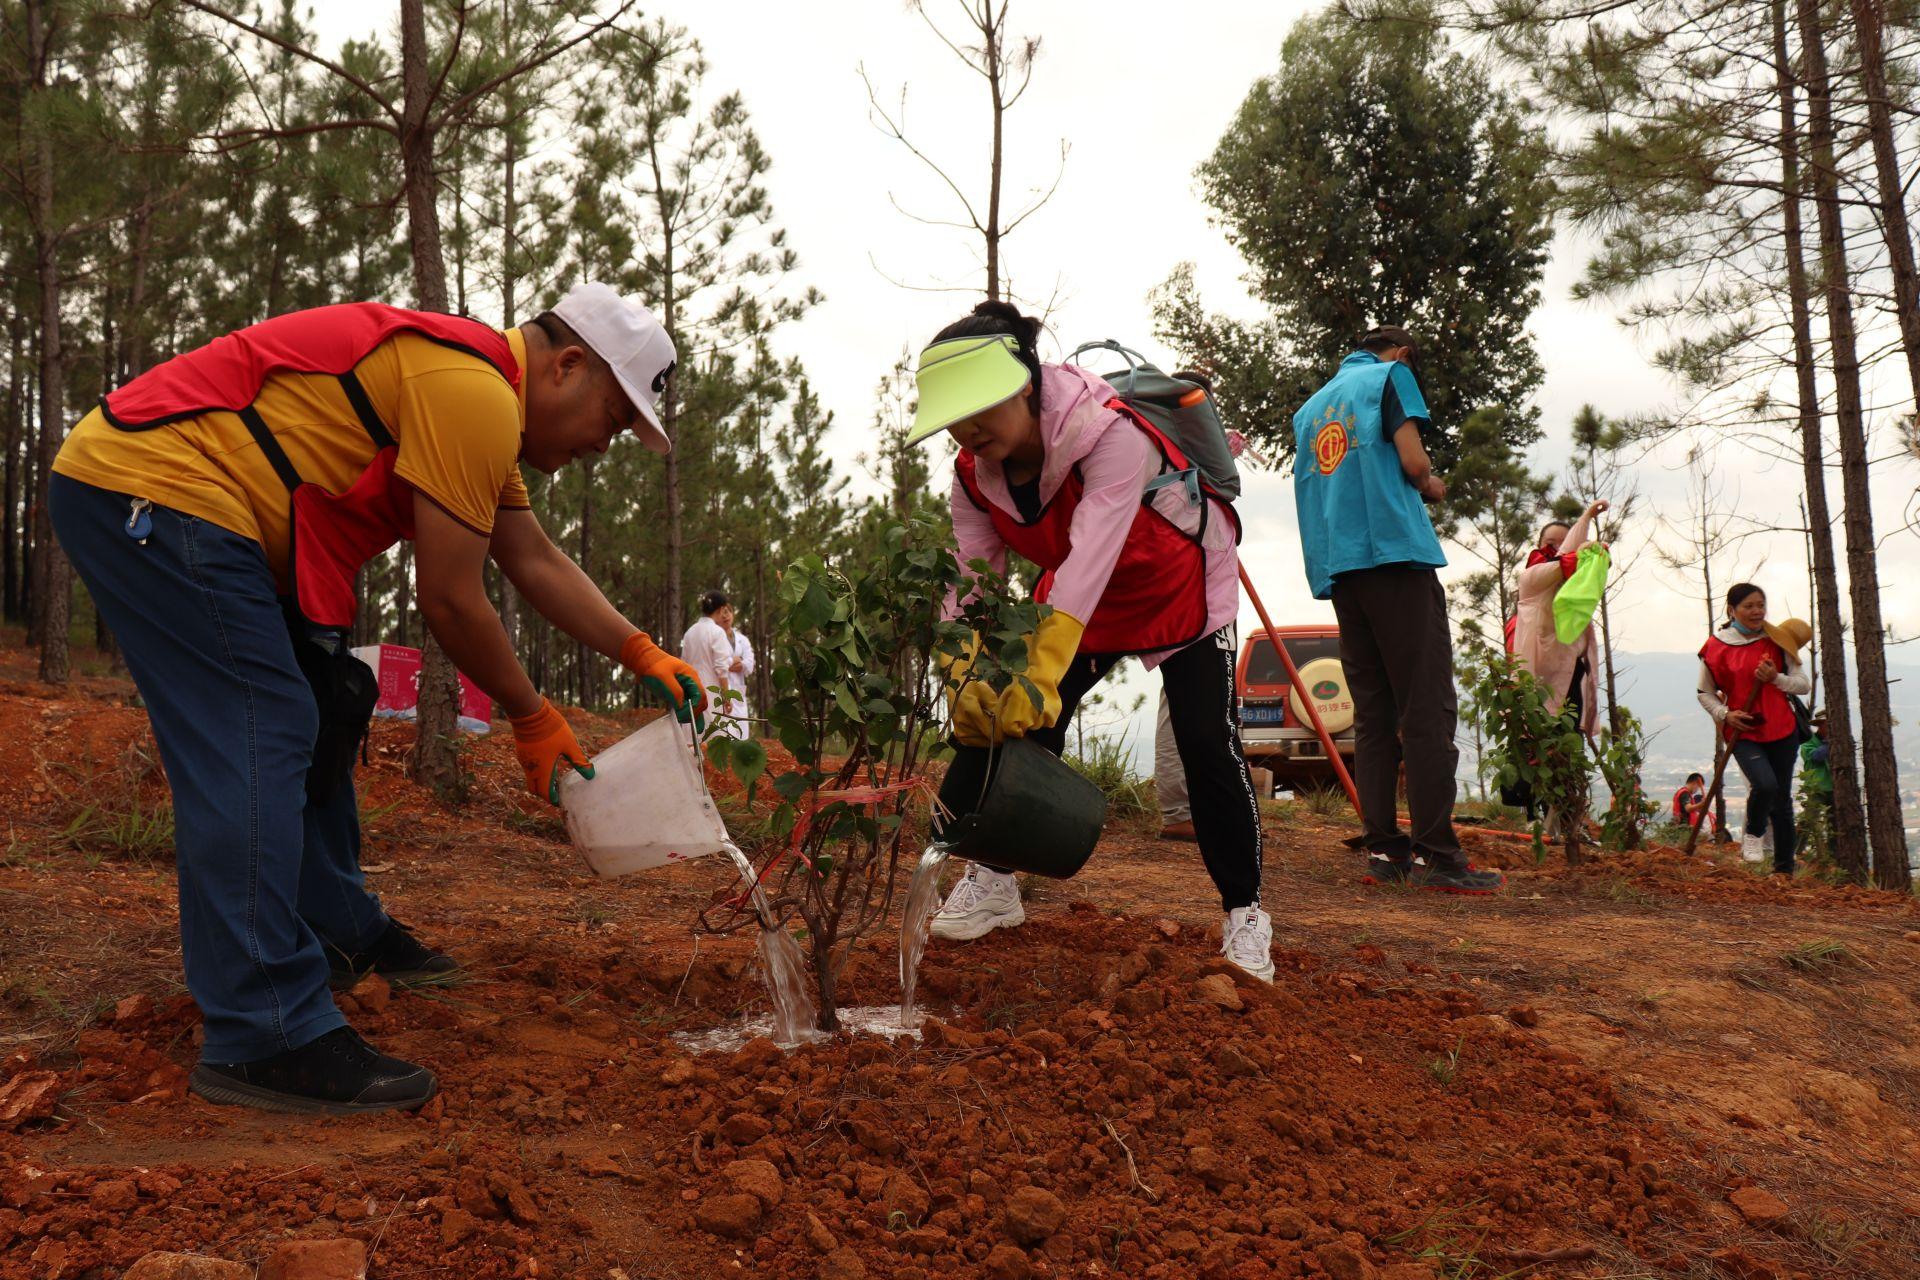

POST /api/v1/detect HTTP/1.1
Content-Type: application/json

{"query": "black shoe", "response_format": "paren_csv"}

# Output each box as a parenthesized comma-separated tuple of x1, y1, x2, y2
(326, 918, 462, 990)
(189, 1026, 437, 1115)
(1361, 853, 1413, 885)
(1411, 857, 1506, 895)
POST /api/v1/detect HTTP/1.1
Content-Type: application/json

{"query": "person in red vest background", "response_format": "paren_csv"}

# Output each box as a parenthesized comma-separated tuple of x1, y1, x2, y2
(1695, 583, 1811, 875)
(49, 282, 705, 1116)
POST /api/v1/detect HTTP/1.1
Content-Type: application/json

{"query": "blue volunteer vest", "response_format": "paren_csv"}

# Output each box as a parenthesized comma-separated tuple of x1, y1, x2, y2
(1292, 351, 1446, 600)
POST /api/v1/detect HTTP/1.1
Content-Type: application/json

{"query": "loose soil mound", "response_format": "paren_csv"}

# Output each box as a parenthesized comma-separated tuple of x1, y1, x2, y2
(4, 637, 1911, 1278)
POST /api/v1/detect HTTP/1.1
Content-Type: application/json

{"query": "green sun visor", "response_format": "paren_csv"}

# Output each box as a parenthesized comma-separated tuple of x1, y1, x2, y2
(907, 334, 1032, 445)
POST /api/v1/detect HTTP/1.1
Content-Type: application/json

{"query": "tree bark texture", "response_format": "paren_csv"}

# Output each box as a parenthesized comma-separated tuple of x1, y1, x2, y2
(1798, 0, 1909, 887)
(27, 0, 70, 684)
(1774, 0, 1869, 883)
(399, 0, 464, 801)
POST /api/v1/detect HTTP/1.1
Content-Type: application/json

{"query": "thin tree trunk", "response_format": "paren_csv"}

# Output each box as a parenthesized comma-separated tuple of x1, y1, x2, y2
(27, 0, 69, 684)
(578, 457, 596, 707)
(1775, 0, 1868, 883)
(1799, 0, 1909, 888)
(399, 0, 464, 800)
(3, 315, 22, 623)
(984, 4, 1003, 301)
(498, 47, 522, 653)
(1847, 0, 1920, 402)
(661, 307, 683, 651)
(1774, 0, 1866, 882)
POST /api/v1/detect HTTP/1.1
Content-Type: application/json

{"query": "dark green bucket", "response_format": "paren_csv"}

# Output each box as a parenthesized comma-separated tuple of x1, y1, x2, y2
(934, 739, 1108, 878)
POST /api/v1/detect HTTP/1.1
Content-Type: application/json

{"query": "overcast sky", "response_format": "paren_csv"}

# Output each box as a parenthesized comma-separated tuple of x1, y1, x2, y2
(312, 0, 1920, 675)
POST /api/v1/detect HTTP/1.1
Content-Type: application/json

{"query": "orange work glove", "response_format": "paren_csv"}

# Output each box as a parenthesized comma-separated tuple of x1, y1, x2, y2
(619, 630, 707, 732)
(510, 698, 595, 805)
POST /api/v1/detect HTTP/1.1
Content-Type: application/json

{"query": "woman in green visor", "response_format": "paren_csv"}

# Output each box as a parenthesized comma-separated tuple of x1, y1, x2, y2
(910, 301, 1272, 982)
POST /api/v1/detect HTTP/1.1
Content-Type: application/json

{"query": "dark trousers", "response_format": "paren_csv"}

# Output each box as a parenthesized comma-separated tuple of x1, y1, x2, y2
(1330, 563, 1461, 861)
(976, 626, 1265, 909)
(1731, 734, 1799, 874)
(50, 474, 388, 1061)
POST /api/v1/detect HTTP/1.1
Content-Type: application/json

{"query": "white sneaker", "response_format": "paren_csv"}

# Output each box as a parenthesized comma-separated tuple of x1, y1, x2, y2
(929, 865, 1024, 941)
(1741, 833, 1765, 863)
(1763, 828, 1775, 856)
(1221, 905, 1275, 983)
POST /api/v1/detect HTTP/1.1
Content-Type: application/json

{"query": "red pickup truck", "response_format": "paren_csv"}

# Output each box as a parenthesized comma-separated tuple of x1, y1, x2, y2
(1236, 625, 1356, 783)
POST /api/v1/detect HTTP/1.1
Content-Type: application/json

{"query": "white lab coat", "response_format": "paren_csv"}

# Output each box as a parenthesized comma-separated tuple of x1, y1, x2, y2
(723, 631, 756, 741)
(680, 616, 755, 740)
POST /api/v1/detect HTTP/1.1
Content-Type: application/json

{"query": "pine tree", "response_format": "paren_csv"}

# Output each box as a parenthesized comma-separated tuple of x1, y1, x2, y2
(1156, 9, 1553, 468)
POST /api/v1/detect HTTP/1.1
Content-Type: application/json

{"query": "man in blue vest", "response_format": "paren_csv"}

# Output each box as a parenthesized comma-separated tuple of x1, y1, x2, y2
(1293, 326, 1503, 894)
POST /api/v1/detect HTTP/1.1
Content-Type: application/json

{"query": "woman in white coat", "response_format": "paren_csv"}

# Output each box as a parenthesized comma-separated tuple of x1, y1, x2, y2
(681, 590, 753, 739)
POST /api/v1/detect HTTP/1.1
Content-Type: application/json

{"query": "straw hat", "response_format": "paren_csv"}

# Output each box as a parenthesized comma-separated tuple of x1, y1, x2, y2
(1764, 617, 1813, 664)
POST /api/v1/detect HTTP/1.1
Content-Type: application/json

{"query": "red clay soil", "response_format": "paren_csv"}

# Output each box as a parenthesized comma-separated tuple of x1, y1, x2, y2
(3, 634, 1916, 1279)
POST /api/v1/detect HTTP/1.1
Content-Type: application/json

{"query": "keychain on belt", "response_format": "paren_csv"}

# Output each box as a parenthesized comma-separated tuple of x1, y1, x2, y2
(125, 497, 152, 545)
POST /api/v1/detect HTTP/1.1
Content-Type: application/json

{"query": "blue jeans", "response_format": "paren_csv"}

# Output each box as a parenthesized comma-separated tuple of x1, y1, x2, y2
(1731, 733, 1799, 875)
(50, 474, 388, 1061)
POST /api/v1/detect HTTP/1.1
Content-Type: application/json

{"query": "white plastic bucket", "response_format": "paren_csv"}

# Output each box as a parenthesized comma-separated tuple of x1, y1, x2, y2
(559, 715, 730, 877)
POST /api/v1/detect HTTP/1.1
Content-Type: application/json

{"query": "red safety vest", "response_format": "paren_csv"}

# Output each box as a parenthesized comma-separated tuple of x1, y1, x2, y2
(101, 304, 520, 628)
(954, 399, 1240, 656)
(1699, 635, 1797, 744)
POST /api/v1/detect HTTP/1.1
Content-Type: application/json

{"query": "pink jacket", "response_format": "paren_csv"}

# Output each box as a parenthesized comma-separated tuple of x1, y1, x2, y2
(946, 364, 1240, 670)
(1511, 508, 1600, 736)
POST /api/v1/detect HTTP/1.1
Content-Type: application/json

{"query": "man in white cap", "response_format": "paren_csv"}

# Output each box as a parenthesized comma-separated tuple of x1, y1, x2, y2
(49, 282, 702, 1116)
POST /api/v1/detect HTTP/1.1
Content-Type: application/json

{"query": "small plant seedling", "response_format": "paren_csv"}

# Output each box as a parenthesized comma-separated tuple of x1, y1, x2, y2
(1427, 1036, 1466, 1087)
(1781, 938, 1855, 976)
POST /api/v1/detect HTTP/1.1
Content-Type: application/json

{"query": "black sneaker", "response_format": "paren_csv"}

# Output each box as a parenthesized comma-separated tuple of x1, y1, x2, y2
(326, 918, 462, 990)
(1411, 857, 1506, 895)
(189, 1026, 437, 1115)
(1360, 853, 1413, 886)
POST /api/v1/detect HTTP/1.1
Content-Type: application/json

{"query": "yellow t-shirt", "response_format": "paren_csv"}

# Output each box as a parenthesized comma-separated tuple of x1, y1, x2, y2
(54, 328, 532, 580)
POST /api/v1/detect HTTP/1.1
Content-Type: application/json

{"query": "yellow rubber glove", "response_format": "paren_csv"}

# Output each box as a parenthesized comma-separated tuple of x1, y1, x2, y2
(510, 699, 594, 805)
(938, 632, 993, 746)
(992, 610, 1084, 739)
(620, 631, 707, 733)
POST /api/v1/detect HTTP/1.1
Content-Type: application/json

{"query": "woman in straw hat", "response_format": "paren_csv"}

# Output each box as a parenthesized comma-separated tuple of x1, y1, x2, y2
(1696, 583, 1814, 874)
(903, 300, 1275, 980)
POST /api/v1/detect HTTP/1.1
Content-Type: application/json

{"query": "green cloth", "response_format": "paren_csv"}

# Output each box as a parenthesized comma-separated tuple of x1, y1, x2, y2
(1800, 738, 1832, 799)
(1552, 544, 1611, 645)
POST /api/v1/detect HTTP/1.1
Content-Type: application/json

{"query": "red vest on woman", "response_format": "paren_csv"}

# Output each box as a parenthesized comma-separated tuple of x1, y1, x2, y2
(954, 400, 1239, 656)
(1699, 635, 1797, 744)
(101, 304, 520, 628)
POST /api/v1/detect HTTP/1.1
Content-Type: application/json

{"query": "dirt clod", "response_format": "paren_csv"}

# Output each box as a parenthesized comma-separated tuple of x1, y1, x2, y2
(1003, 1185, 1066, 1245)
(983, 1243, 1031, 1280)
(721, 1158, 783, 1209)
(1317, 1242, 1377, 1280)
(350, 972, 392, 1014)
(817, 1246, 867, 1280)
(123, 1254, 254, 1280)
(258, 1238, 367, 1280)
(694, 1191, 763, 1239)
(0, 1070, 61, 1130)
(803, 1211, 838, 1253)
(1193, 974, 1243, 1011)
(1729, 1185, 1791, 1228)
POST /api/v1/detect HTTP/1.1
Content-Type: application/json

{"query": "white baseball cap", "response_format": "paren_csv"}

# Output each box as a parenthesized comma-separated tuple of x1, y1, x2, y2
(551, 281, 677, 454)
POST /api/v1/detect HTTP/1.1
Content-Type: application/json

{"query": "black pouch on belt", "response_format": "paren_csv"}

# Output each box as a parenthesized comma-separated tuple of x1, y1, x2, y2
(288, 615, 378, 806)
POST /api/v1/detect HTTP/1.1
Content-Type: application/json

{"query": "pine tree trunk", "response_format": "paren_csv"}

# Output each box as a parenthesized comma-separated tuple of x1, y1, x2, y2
(4, 316, 22, 623)
(497, 97, 522, 654)
(1847, 0, 1920, 401)
(399, 0, 464, 801)
(20, 347, 37, 635)
(1799, 0, 1910, 888)
(983, 4, 1004, 301)
(1775, 0, 1869, 883)
(661, 308, 683, 651)
(577, 457, 596, 708)
(27, 0, 69, 685)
